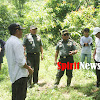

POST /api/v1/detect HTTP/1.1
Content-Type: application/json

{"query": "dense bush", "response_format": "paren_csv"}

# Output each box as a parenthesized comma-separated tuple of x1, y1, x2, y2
(61, 6, 99, 43)
(0, 0, 99, 45)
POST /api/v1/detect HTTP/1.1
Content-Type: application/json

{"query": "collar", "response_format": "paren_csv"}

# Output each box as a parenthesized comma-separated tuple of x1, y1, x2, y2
(31, 33, 36, 37)
(62, 39, 69, 43)
(11, 35, 20, 40)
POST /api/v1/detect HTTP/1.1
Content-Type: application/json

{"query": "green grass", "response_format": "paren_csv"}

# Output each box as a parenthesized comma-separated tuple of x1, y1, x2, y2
(0, 45, 99, 100)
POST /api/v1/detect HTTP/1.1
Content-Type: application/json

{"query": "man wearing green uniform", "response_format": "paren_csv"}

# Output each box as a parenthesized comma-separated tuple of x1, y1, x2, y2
(54, 30, 77, 87)
(23, 25, 43, 87)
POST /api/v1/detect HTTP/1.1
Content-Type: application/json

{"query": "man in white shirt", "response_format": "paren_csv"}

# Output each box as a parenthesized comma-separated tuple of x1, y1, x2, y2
(80, 28, 92, 63)
(93, 27, 100, 87)
(5, 23, 33, 100)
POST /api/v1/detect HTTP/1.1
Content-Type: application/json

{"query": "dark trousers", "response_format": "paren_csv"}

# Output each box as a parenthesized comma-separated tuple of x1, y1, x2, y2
(56, 56, 74, 79)
(95, 60, 100, 87)
(27, 53, 40, 84)
(12, 77, 28, 100)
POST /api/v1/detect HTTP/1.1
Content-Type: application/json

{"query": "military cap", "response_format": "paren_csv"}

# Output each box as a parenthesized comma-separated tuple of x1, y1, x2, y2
(60, 29, 70, 36)
(30, 25, 37, 30)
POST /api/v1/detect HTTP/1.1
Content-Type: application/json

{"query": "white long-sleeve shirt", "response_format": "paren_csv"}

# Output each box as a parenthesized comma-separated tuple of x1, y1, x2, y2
(5, 35, 29, 83)
(80, 36, 92, 54)
(95, 37, 100, 62)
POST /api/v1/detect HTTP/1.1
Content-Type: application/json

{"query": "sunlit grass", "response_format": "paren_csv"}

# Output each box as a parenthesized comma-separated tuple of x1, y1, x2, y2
(0, 46, 99, 100)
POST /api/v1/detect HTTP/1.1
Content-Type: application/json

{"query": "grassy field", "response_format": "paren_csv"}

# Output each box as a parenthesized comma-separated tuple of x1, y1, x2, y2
(0, 45, 100, 100)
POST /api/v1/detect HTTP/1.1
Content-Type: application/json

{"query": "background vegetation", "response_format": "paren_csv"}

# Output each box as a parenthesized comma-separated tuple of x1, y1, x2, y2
(0, 0, 100, 100)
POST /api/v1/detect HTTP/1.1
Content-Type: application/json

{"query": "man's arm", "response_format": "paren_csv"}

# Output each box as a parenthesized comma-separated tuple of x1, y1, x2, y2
(23, 63, 33, 75)
(54, 50, 59, 66)
(40, 46, 43, 60)
(69, 50, 77, 56)
(93, 48, 96, 60)
(80, 37, 84, 46)
(69, 42, 77, 55)
(23, 46, 26, 56)
(0, 40, 5, 53)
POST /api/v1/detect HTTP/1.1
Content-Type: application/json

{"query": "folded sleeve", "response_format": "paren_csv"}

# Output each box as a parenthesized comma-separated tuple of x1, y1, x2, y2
(56, 43, 59, 51)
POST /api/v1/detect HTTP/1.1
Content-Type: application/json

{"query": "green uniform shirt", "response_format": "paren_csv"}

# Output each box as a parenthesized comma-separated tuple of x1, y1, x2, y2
(23, 33, 43, 53)
(56, 39, 76, 57)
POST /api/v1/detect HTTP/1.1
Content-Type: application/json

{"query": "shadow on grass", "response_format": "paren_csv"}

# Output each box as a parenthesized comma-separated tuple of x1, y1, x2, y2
(71, 83, 94, 96)
(54, 82, 100, 100)
(71, 83, 100, 100)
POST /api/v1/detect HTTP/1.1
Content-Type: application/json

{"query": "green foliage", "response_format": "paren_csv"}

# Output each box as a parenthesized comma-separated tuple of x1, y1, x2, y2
(0, 4, 11, 40)
(45, 0, 81, 21)
(0, 0, 99, 44)
(61, 6, 99, 43)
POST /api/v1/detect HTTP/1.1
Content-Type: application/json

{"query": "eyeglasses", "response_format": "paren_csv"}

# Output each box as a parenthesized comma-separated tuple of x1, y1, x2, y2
(63, 33, 69, 36)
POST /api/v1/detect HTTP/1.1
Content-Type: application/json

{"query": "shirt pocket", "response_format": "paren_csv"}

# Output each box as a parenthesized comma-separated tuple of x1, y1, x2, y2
(59, 44, 63, 50)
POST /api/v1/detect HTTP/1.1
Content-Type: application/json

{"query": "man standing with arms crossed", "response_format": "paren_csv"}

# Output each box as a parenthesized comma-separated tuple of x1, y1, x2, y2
(5, 23, 33, 100)
(23, 25, 43, 87)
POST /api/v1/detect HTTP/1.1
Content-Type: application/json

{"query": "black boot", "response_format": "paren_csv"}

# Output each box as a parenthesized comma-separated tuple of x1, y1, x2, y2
(67, 77, 72, 86)
(53, 77, 61, 88)
(54, 77, 60, 85)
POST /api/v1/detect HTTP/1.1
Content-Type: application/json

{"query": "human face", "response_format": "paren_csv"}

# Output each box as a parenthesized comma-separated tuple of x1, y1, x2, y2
(96, 32, 100, 39)
(30, 29, 37, 35)
(62, 33, 69, 40)
(84, 32, 89, 37)
(16, 29, 23, 38)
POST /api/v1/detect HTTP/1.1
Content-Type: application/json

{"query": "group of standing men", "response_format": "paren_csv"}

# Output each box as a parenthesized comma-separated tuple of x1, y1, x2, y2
(0, 23, 100, 100)
(80, 27, 100, 88)
(5, 23, 44, 100)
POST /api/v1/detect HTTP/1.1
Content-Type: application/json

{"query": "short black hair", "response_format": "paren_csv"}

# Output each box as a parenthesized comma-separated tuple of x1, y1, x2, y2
(8, 23, 24, 35)
(84, 28, 90, 33)
(9, 30, 17, 35)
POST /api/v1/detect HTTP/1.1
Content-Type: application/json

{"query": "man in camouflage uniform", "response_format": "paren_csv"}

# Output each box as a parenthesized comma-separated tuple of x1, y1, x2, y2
(54, 30, 77, 87)
(23, 25, 43, 87)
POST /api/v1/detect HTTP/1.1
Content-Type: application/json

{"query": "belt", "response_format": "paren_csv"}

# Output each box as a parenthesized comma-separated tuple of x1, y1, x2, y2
(27, 52, 39, 55)
(60, 55, 70, 59)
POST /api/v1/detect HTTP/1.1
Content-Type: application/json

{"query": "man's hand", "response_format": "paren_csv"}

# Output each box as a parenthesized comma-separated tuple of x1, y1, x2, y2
(84, 43, 88, 46)
(28, 66, 34, 75)
(41, 54, 43, 60)
(54, 61, 57, 66)
(24, 63, 34, 75)
(93, 48, 96, 61)
(69, 51, 74, 55)
(93, 55, 95, 61)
